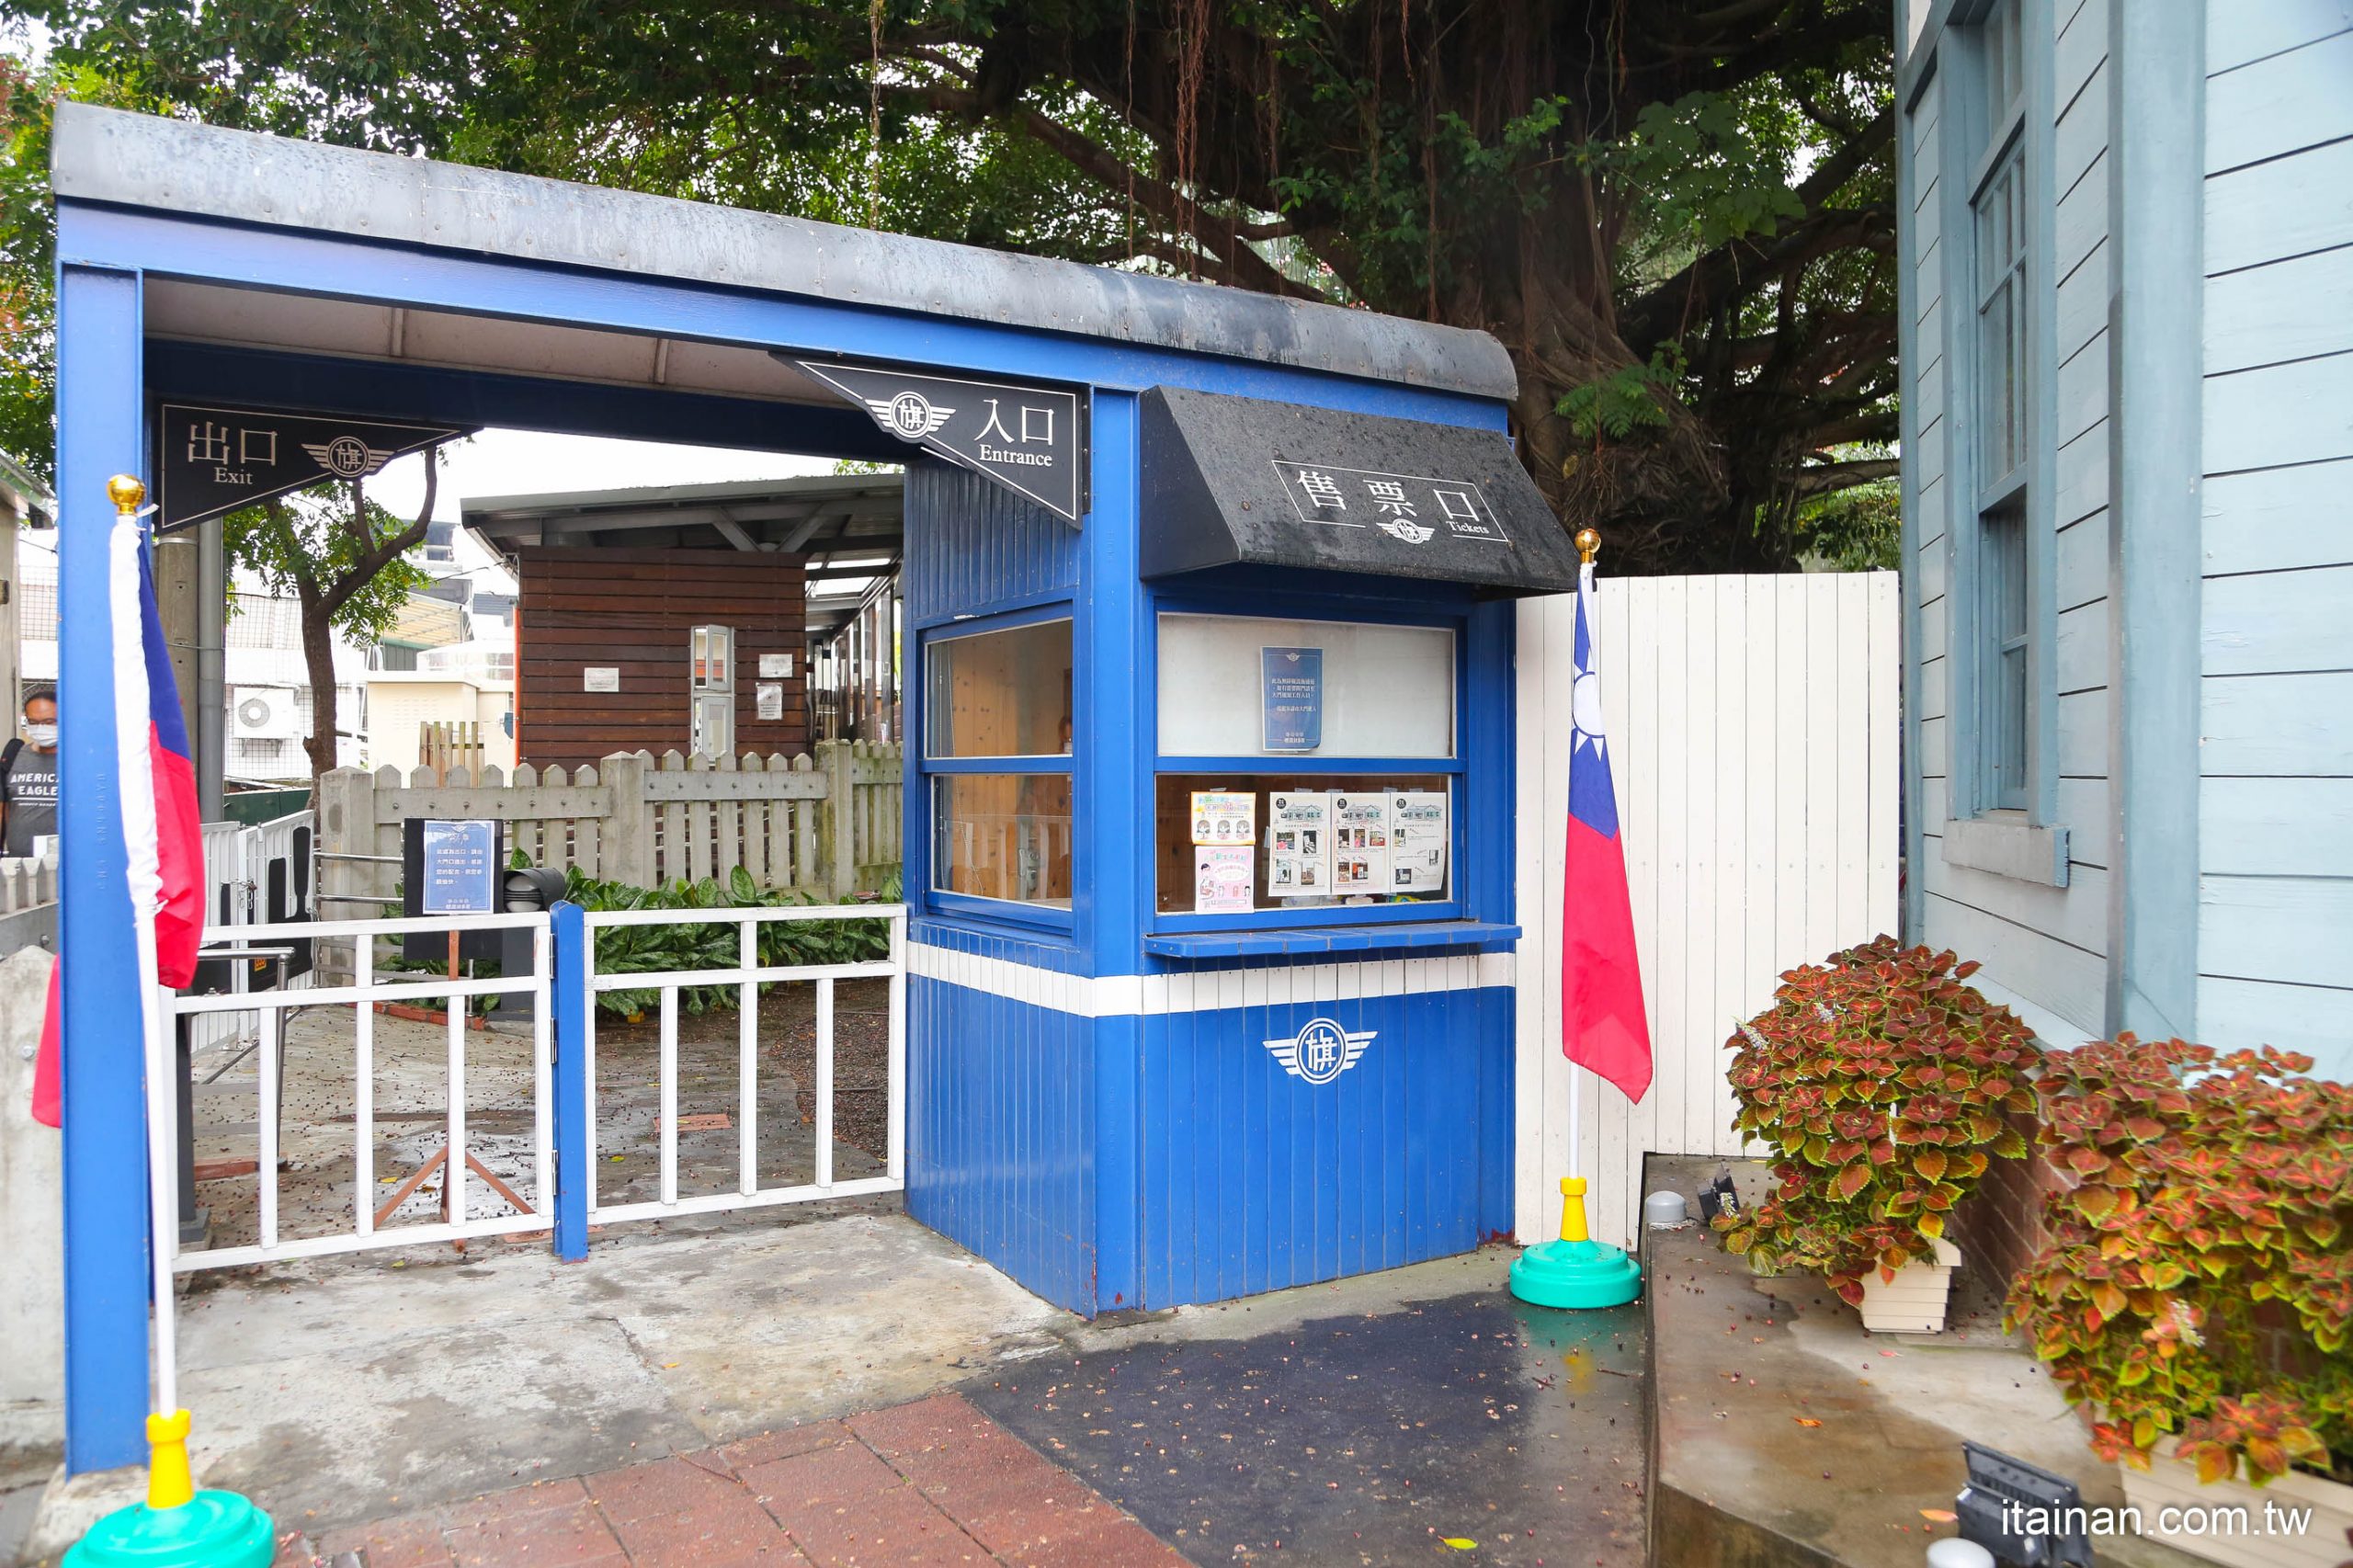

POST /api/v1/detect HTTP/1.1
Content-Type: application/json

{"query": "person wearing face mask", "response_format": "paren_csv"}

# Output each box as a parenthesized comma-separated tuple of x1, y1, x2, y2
(2, 684, 60, 858)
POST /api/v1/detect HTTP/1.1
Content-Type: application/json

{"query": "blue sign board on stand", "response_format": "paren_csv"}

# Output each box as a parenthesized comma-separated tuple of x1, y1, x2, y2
(1261, 647, 1324, 751)
(419, 819, 499, 914)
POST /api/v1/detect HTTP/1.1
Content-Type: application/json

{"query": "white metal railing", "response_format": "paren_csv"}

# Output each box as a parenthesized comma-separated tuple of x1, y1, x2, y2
(162, 911, 552, 1271)
(580, 903, 906, 1225)
(190, 811, 319, 1055)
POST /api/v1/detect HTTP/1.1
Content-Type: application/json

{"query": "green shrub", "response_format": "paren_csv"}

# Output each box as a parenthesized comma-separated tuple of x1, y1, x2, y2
(1715, 936, 2040, 1305)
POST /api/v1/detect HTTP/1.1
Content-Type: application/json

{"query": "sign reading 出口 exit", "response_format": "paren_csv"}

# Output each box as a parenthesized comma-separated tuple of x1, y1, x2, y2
(153, 403, 474, 533)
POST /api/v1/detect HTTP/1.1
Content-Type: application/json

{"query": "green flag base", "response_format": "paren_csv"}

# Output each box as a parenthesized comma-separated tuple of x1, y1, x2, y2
(63, 1492, 276, 1568)
(1508, 1235, 1643, 1310)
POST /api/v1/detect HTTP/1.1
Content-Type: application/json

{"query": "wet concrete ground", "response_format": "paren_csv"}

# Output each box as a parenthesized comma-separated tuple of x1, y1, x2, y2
(972, 1251, 1647, 1567)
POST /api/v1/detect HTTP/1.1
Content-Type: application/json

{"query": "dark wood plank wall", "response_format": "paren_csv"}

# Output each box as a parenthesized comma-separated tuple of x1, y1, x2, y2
(516, 546, 808, 769)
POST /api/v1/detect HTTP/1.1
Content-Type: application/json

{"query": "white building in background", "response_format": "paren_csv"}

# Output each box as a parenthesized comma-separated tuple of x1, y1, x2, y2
(14, 517, 517, 785)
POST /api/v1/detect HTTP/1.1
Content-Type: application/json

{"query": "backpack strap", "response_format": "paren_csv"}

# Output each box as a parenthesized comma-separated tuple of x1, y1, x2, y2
(0, 736, 19, 801)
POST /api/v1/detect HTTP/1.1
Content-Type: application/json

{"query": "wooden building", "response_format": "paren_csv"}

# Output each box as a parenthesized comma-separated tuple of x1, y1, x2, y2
(464, 474, 902, 771)
(1895, 0, 2353, 1077)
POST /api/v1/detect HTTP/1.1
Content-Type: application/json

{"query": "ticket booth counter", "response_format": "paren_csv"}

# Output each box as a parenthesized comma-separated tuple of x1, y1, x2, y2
(902, 385, 1581, 1314)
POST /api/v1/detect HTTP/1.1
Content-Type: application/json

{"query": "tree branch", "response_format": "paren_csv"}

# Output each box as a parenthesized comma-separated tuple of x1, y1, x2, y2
(1790, 456, 1900, 494)
(319, 450, 438, 623)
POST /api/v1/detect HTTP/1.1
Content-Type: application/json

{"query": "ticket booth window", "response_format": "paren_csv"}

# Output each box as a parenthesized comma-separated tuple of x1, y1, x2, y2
(1153, 611, 1460, 918)
(923, 615, 1074, 911)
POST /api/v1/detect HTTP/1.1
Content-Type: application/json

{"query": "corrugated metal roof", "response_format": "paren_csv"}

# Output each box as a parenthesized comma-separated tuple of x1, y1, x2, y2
(53, 104, 1518, 402)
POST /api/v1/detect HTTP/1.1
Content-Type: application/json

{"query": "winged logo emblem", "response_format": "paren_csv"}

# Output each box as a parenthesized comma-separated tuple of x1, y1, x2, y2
(867, 391, 956, 442)
(300, 435, 396, 480)
(1263, 1017, 1375, 1085)
(1376, 517, 1436, 545)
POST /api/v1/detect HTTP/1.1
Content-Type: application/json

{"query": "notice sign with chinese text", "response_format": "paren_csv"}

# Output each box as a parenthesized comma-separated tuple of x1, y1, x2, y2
(1190, 790, 1256, 846)
(155, 403, 472, 534)
(798, 360, 1085, 525)
(1260, 647, 1324, 751)
(1270, 460, 1506, 549)
(417, 819, 500, 915)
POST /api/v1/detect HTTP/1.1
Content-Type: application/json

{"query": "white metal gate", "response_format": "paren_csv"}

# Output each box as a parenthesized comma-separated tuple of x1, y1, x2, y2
(1513, 572, 1902, 1248)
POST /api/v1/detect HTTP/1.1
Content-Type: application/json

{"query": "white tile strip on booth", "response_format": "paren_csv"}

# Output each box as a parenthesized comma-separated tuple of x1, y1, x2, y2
(908, 944, 1516, 1018)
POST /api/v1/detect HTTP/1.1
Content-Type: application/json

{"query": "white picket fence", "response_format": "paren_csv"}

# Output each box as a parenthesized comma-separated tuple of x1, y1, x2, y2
(1514, 572, 1902, 1249)
(0, 853, 55, 916)
(319, 743, 904, 949)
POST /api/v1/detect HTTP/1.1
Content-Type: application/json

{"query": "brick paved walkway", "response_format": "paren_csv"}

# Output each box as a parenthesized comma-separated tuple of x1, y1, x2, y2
(281, 1392, 1187, 1568)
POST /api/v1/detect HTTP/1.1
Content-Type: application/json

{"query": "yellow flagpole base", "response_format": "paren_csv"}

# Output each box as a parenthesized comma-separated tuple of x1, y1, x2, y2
(63, 1411, 275, 1568)
(1508, 1176, 1643, 1310)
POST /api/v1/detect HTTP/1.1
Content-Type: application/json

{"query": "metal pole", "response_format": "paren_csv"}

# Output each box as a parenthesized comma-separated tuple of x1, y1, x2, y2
(551, 902, 590, 1261)
(195, 517, 226, 823)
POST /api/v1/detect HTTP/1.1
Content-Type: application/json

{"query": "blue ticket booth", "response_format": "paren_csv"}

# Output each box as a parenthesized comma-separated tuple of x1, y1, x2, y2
(49, 103, 1583, 1468)
(894, 388, 1580, 1314)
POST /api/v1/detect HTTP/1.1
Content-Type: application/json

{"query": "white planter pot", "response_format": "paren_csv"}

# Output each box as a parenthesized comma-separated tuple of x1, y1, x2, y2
(1857, 1235, 1961, 1333)
(2118, 1437, 2353, 1568)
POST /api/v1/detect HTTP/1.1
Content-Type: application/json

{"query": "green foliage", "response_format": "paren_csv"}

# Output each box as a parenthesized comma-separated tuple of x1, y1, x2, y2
(559, 862, 895, 1018)
(2004, 1037, 2353, 1484)
(221, 481, 433, 644)
(19, 0, 1900, 571)
(1716, 936, 2041, 1307)
(1556, 346, 1687, 442)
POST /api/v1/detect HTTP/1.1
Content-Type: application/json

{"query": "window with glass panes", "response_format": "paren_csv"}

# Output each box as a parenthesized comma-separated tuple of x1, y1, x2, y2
(1970, 0, 2031, 811)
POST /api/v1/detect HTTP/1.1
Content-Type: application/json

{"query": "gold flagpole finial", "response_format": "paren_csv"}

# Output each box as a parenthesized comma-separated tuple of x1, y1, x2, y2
(107, 474, 147, 515)
(1574, 528, 1600, 565)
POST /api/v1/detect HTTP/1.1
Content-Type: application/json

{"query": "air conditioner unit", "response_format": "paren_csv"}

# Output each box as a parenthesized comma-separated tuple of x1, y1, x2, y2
(232, 686, 300, 739)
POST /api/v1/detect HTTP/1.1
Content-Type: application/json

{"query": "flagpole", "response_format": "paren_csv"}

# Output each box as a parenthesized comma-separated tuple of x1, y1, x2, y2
(68, 477, 274, 1567)
(1565, 528, 1598, 1194)
(1507, 526, 1640, 1311)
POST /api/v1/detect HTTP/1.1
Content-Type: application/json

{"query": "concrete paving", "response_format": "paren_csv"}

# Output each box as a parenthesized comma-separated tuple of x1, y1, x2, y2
(20, 1211, 1069, 1563)
(1645, 1154, 2207, 1568)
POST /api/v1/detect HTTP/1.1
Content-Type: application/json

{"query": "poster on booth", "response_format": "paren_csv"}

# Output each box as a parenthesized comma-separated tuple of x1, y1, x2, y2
(1267, 790, 1332, 897)
(1190, 790, 1256, 846)
(1387, 791, 1449, 894)
(1331, 792, 1391, 893)
(1260, 646, 1324, 752)
(1192, 845, 1256, 913)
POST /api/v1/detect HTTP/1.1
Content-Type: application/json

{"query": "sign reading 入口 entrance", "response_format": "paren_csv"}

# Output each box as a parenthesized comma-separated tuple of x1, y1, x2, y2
(797, 360, 1085, 526)
(155, 403, 473, 534)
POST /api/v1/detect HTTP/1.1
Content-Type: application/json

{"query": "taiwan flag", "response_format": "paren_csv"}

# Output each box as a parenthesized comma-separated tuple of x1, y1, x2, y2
(30, 506, 204, 1129)
(1561, 561, 1652, 1103)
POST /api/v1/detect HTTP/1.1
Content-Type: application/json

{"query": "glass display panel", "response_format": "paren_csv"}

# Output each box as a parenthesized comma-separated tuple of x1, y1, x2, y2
(1153, 773, 1451, 915)
(926, 619, 1074, 758)
(933, 774, 1074, 908)
(1156, 614, 1453, 758)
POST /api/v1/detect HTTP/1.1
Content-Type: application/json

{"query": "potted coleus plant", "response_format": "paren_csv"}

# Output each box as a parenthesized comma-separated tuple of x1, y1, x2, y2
(2006, 1037, 2353, 1568)
(1716, 937, 2040, 1331)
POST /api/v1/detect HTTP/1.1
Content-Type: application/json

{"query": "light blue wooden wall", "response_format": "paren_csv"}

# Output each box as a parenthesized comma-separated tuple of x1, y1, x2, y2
(2195, 0, 2353, 1081)
(1904, 0, 2118, 1039)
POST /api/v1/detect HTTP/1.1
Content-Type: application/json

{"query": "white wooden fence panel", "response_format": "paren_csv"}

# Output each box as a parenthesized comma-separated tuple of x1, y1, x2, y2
(1514, 572, 1901, 1249)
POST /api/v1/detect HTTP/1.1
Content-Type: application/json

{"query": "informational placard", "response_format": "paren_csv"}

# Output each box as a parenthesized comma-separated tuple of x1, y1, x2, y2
(1259, 646, 1324, 752)
(756, 682, 785, 720)
(1193, 845, 1256, 914)
(758, 653, 794, 678)
(1267, 790, 1332, 898)
(418, 819, 499, 915)
(1331, 793, 1391, 894)
(1190, 790, 1256, 846)
(584, 666, 620, 693)
(1388, 791, 1449, 894)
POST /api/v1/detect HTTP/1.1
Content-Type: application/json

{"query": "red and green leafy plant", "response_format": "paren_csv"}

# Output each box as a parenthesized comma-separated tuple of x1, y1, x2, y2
(2005, 1036, 2353, 1486)
(1715, 937, 2040, 1305)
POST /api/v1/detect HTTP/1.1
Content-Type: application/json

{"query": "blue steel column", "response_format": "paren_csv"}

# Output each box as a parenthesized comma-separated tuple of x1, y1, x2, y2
(55, 262, 152, 1473)
(551, 901, 591, 1261)
(1081, 392, 1147, 1311)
